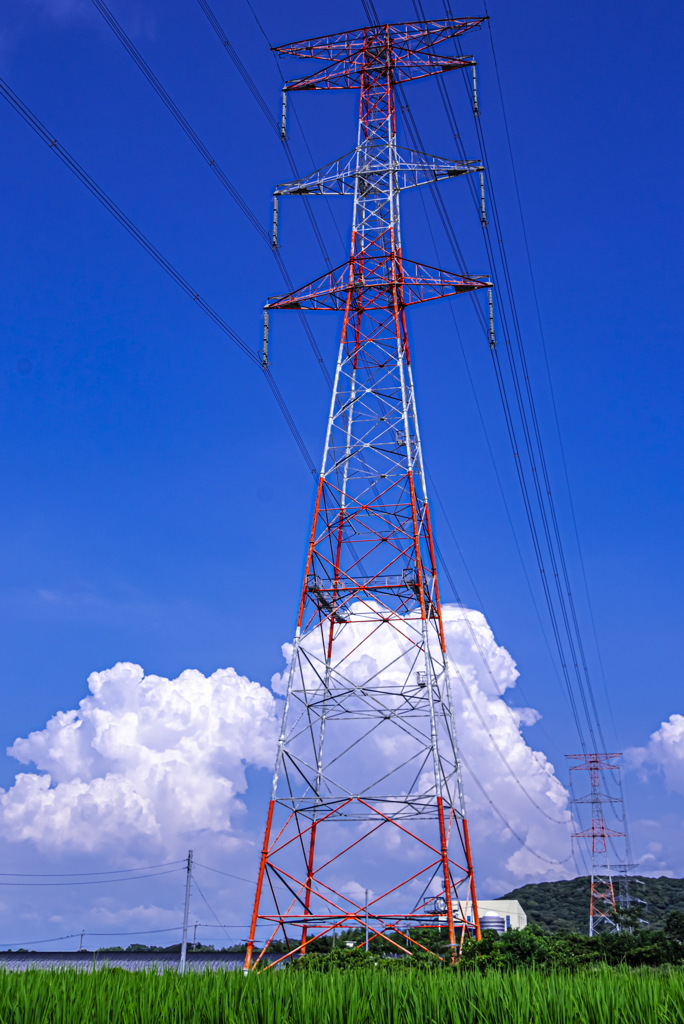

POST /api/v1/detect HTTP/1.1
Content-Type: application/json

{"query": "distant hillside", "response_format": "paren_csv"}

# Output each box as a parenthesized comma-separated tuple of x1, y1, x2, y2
(499, 876, 684, 934)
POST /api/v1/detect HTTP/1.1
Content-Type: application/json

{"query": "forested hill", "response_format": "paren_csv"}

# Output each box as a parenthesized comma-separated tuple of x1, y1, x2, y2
(499, 876, 684, 934)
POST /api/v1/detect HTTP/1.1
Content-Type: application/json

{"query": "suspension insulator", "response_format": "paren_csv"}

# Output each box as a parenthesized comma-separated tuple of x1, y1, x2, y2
(262, 310, 270, 367)
(281, 90, 288, 141)
(472, 65, 480, 117)
(272, 194, 280, 249)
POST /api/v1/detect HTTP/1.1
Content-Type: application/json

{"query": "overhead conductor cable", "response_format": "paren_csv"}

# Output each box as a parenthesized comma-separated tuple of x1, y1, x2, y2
(92, 0, 332, 390)
(0, 76, 316, 476)
(391, 0, 606, 852)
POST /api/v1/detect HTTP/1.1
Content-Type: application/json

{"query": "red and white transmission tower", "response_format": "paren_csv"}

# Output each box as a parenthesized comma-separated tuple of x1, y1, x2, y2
(245, 18, 490, 970)
(568, 753, 625, 936)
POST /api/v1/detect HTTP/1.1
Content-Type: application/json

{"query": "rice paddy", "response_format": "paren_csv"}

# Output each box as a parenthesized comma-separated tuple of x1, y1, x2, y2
(0, 965, 683, 1023)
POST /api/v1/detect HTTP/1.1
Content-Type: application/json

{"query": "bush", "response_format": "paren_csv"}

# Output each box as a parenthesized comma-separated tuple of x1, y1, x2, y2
(289, 946, 442, 972)
(459, 925, 684, 971)
(287, 924, 684, 973)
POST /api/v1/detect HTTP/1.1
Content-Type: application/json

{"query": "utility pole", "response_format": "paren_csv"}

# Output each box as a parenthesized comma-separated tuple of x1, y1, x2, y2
(568, 755, 624, 936)
(179, 849, 193, 975)
(365, 890, 369, 953)
(245, 16, 489, 972)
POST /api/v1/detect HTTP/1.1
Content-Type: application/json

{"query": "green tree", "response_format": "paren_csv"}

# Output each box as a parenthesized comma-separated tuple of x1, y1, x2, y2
(665, 910, 684, 943)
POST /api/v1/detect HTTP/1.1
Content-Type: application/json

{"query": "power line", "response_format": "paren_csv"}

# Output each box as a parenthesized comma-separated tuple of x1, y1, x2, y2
(393, 0, 602, 757)
(196, 0, 280, 135)
(417, 188, 574, 721)
(90, 0, 268, 245)
(427, 493, 572, 813)
(237, 0, 347, 258)
(460, 48, 605, 752)
(0, 74, 316, 476)
(454, 658, 571, 825)
(0, 861, 184, 878)
(433, 532, 566, 762)
(402, 35, 579, 709)
(79, 927, 183, 937)
(408, 0, 611, 757)
(0, 868, 182, 887)
(459, 750, 573, 866)
(193, 861, 289, 894)
(193, 863, 257, 885)
(197, 923, 253, 929)
(191, 876, 232, 946)
(92, 0, 333, 392)
(484, 17, 620, 753)
(190, 0, 339, 271)
(440, 2, 633, 869)
(362, 2, 578, 820)
(0, 925, 272, 950)
(404, 6, 585, 741)
(352, 2, 583, 869)
(0, 927, 183, 949)
(196, 0, 342, 386)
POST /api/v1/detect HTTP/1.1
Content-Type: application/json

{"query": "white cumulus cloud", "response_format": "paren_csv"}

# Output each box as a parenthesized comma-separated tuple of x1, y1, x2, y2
(0, 605, 573, 902)
(273, 603, 573, 890)
(441, 606, 572, 882)
(1, 662, 279, 854)
(627, 714, 684, 795)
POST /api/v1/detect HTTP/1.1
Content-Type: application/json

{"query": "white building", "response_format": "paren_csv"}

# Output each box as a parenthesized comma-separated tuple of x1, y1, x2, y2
(456, 899, 527, 932)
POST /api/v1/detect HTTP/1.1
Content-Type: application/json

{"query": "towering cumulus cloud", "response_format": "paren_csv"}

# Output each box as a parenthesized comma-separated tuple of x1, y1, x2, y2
(0, 606, 572, 890)
(441, 606, 572, 884)
(628, 715, 684, 795)
(2, 664, 279, 853)
(271, 603, 572, 890)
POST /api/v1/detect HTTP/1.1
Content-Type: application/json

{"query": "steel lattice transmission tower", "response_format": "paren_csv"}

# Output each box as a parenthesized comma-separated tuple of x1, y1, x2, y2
(245, 18, 490, 970)
(568, 753, 625, 936)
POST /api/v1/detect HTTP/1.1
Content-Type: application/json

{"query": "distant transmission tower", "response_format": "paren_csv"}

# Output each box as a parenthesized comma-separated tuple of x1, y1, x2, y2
(245, 18, 490, 969)
(568, 753, 625, 936)
(614, 864, 647, 931)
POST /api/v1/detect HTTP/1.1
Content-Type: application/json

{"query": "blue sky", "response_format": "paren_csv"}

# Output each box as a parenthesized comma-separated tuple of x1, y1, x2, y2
(0, 0, 682, 946)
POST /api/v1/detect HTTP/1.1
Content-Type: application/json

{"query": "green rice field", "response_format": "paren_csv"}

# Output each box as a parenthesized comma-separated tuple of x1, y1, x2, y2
(0, 967, 683, 1024)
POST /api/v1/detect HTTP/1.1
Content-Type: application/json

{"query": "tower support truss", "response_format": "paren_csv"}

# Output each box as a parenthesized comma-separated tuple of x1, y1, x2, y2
(568, 753, 625, 936)
(246, 17, 489, 970)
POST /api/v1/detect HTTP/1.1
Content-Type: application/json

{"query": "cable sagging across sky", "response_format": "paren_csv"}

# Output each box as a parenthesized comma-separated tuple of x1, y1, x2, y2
(0, 74, 316, 475)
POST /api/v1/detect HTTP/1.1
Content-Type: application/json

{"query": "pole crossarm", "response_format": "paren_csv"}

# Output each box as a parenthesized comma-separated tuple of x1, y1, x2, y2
(275, 147, 482, 197)
(266, 259, 490, 312)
